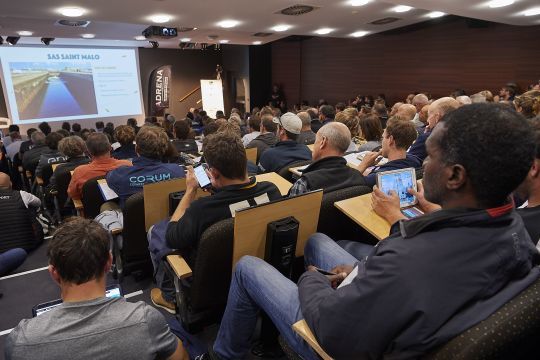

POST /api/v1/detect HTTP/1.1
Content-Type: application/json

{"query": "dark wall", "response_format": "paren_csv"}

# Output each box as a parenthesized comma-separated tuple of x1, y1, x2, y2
(138, 47, 221, 119)
(271, 17, 540, 106)
(249, 44, 272, 110)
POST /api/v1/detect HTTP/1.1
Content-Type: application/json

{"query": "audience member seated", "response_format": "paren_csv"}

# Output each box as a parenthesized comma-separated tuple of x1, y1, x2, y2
(5, 218, 187, 360)
(18, 128, 37, 158)
(318, 104, 335, 130)
(0, 248, 27, 276)
(38, 122, 51, 135)
(246, 114, 278, 162)
(389, 101, 403, 117)
(95, 120, 105, 133)
(22, 131, 47, 175)
(515, 116, 540, 246)
(357, 117, 421, 187)
(68, 133, 131, 201)
(308, 108, 321, 133)
(258, 113, 311, 173)
(0, 173, 42, 253)
(127, 117, 140, 134)
(171, 119, 199, 154)
(334, 110, 360, 152)
(357, 114, 383, 152)
(5, 131, 23, 162)
(149, 131, 282, 312)
(456, 95, 472, 106)
(71, 123, 82, 137)
(372, 103, 389, 128)
(107, 126, 185, 206)
(61, 121, 71, 133)
(395, 103, 417, 121)
(112, 125, 137, 160)
(289, 122, 366, 196)
(411, 93, 429, 128)
(205, 103, 540, 360)
(296, 112, 316, 145)
(514, 90, 540, 119)
(408, 97, 460, 162)
(241, 115, 261, 147)
(49, 136, 90, 190)
(1, 125, 20, 147)
(35, 132, 67, 179)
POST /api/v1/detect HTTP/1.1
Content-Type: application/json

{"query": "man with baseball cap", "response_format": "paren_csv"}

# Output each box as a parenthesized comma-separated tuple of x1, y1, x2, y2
(258, 112, 312, 173)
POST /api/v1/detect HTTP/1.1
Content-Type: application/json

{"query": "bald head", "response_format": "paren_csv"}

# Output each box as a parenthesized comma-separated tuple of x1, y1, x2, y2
(0, 172, 12, 189)
(427, 97, 460, 130)
(456, 95, 472, 106)
(390, 102, 403, 116)
(396, 104, 417, 121)
(412, 94, 429, 112)
(313, 122, 351, 160)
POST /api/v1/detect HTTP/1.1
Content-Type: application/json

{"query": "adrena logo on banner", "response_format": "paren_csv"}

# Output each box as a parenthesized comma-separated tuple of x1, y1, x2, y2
(149, 65, 172, 115)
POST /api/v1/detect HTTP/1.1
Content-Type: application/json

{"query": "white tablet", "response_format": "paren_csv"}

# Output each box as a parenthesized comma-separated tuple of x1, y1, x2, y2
(376, 168, 418, 208)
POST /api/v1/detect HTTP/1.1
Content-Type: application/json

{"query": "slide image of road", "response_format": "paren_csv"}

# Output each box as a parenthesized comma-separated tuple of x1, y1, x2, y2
(10, 62, 98, 120)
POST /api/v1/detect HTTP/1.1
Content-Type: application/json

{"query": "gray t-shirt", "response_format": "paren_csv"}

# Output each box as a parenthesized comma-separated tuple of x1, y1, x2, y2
(5, 297, 178, 360)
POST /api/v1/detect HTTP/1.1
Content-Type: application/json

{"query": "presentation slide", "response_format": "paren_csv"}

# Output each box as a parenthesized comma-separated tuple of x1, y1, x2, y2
(0, 47, 143, 124)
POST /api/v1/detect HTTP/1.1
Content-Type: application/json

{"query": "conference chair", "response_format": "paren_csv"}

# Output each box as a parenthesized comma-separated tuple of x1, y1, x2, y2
(317, 185, 373, 241)
(81, 175, 108, 219)
(166, 190, 323, 332)
(51, 168, 74, 217)
(277, 159, 312, 182)
(280, 277, 540, 360)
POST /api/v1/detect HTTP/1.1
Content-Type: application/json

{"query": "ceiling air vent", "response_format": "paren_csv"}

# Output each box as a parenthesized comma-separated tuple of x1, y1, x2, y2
(253, 32, 273, 37)
(277, 4, 319, 16)
(369, 17, 400, 25)
(55, 19, 91, 27)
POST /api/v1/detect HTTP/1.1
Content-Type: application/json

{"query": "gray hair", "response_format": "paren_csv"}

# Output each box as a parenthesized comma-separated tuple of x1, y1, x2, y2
(297, 111, 311, 127)
(429, 97, 460, 117)
(456, 95, 472, 106)
(318, 122, 351, 154)
(412, 94, 429, 106)
(31, 131, 46, 146)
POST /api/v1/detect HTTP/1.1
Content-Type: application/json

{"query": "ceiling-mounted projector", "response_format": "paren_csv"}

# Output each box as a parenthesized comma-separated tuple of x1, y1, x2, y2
(142, 26, 178, 39)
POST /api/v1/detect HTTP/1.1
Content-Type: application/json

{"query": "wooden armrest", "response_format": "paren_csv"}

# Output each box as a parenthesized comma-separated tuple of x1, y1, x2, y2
(166, 254, 193, 279)
(50, 190, 58, 196)
(292, 320, 333, 360)
(18, 166, 23, 172)
(36, 177, 44, 186)
(73, 199, 83, 209)
(111, 228, 123, 235)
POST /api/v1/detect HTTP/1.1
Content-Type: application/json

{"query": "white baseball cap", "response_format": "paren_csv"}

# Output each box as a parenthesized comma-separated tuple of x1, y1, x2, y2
(274, 112, 302, 135)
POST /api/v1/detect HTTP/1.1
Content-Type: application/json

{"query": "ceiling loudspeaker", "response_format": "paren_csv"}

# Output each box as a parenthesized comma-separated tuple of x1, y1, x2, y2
(6, 36, 20, 45)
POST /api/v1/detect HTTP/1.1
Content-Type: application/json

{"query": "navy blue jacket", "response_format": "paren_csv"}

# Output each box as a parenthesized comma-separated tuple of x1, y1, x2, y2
(298, 205, 540, 359)
(365, 153, 423, 187)
(408, 129, 431, 162)
(258, 140, 312, 173)
(112, 143, 137, 160)
(106, 156, 185, 206)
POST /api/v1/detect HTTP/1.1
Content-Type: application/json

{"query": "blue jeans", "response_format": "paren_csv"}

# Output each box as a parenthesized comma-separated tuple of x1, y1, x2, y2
(214, 233, 358, 359)
(0, 248, 27, 276)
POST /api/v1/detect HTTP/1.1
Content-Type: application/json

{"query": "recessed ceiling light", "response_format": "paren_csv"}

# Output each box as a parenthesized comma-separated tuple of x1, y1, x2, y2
(253, 41, 262, 45)
(350, 30, 369, 37)
(393, 5, 413, 12)
(272, 24, 291, 32)
(59, 7, 86, 17)
(428, 11, 445, 18)
(149, 14, 171, 23)
(219, 39, 230, 44)
(134, 35, 146, 41)
(523, 8, 540, 16)
(217, 20, 240, 28)
(81, 34, 95, 39)
(180, 38, 191, 42)
(17, 31, 33, 36)
(487, 0, 514, 8)
(349, 0, 370, 6)
(315, 28, 334, 35)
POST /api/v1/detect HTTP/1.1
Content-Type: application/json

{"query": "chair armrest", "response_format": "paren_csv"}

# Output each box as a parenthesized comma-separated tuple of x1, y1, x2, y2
(111, 228, 123, 235)
(18, 166, 23, 172)
(50, 190, 58, 196)
(166, 254, 193, 280)
(292, 320, 333, 360)
(73, 199, 83, 210)
(36, 177, 44, 186)
(25, 170, 32, 179)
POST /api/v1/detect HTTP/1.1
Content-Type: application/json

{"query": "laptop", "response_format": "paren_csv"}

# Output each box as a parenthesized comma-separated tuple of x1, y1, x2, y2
(376, 168, 424, 218)
(32, 284, 123, 317)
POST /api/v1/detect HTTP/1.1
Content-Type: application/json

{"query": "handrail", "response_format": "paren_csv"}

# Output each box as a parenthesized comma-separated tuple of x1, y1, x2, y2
(178, 86, 201, 102)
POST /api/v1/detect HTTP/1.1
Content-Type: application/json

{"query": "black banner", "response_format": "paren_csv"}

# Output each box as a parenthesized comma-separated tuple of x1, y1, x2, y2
(149, 65, 171, 116)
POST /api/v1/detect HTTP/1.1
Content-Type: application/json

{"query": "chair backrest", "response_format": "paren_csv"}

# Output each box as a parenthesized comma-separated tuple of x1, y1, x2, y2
(81, 175, 107, 219)
(54, 168, 72, 212)
(245, 147, 257, 164)
(122, 192, 148, 263)
(189, 218, 235, 312)
(425, 276, 540, 360)
(40, 163, 55, 186)
(277, 159, 312, 182)
(318, 185, 373, 240)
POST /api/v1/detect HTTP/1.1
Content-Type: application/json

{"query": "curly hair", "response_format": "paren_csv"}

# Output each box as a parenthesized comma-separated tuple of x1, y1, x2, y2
(114, 125, 136, 146)
(514, 90, 540, 119)
(437, 103, 534, 207)
(58, 136, 86, 158)
(135, 125, 170, 159)
(335, 111, 360, 137)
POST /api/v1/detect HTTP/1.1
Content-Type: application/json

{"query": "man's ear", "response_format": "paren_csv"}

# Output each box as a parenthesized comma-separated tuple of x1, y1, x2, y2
(208, 167, 220, 181)
(319, 136, 328, 149)
(446, 164, 467, 191)
(49, 265, 62, 286)
(530, 159, 540, 178)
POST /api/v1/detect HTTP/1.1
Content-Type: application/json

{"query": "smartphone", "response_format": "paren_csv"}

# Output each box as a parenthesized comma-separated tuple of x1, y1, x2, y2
(376, 168, 417, 208)
(194, 163, 211, 189)
(315, 267, 336, 276)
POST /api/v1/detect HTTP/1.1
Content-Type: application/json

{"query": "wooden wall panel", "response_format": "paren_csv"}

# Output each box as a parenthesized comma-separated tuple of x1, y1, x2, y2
(272, 18, 540, 106)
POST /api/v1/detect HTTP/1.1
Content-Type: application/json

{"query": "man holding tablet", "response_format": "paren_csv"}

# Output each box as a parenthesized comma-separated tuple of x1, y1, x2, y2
(204, 104, 540, 360)
(5, 218, 187, 360)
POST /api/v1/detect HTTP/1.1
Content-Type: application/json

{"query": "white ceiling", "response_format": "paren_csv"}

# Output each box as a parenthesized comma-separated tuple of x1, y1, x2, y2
(0, 0, 539, 48)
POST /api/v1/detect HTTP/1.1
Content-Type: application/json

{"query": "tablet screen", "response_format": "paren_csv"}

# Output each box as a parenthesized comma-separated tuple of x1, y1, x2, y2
(378, 169, 417, 207)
